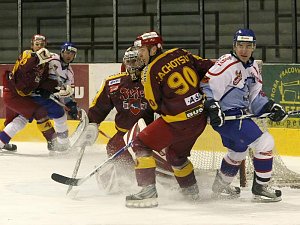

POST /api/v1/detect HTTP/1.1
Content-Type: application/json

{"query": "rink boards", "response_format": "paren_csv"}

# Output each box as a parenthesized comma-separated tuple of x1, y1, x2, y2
(1, 118, 299, 156)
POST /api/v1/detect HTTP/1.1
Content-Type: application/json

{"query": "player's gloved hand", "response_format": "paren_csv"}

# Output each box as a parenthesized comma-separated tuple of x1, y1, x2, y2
(35, 88, 51, 99)
(204, 99, 225, 127)
(264, 100, 288, 122)
(65, 100, 78, 119)
(36, 48, 53, 65)
(53, 85, 74, 98)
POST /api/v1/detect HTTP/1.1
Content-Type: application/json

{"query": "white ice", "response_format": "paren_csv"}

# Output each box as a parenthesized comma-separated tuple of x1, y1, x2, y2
(1, 142, 300, 225)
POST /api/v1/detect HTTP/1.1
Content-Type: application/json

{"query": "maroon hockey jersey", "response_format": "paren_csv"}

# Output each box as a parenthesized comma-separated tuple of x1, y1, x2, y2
(142, 48, 213, 123)
(9, 50, 58, 96)
(88, 72, 154, 132)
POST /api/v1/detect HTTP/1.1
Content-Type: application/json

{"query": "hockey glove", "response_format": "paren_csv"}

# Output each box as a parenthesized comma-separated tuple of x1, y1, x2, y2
(264, 100, 288, 122)
(53, 85, 74, 98)
(36, 48, 53, 65)
(35, 88, 52, 99)
(204, 99, 225, 127)
(66, 100, 78, 119)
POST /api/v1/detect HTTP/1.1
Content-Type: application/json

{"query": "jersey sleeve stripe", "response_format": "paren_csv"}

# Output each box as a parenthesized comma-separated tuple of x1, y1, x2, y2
(208, 60, 239, 76)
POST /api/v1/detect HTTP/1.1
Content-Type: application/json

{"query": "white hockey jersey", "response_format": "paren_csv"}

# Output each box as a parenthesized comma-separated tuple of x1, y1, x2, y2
(200, 53, 269, 115)
(48, 53, 75, 103)
(48, 53, 75, 87)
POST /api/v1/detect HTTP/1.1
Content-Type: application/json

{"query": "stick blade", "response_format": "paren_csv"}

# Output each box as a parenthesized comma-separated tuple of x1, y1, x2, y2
(51, 173, 79, 186)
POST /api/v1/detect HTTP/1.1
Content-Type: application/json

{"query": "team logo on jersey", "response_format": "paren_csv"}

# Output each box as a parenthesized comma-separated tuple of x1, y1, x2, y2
(123, 99, 147, 115)
(233, 70, 242, 85)
(120, 87, 147, 115)
(109, 85, 119, 93)
(108, 78, 121, 86)
(184, 92, 203, 106)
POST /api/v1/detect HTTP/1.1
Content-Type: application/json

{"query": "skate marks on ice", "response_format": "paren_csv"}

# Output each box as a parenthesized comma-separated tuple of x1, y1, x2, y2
(1, 142, 300, 225)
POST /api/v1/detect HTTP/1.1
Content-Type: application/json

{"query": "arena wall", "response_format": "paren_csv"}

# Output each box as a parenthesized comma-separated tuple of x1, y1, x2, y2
(0, 63, 299, 156)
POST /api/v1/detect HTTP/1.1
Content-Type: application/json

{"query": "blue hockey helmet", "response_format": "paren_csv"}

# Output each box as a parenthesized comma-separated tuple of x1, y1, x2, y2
(61, 42, 77, 55)
(233, 29, 256, 44)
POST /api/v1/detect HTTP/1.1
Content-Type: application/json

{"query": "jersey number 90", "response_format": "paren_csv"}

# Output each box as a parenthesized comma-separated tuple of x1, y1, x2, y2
(167, 66, 198, 95)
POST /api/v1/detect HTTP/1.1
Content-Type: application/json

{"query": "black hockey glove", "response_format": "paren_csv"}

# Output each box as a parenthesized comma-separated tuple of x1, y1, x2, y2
(204, 99, 225, 127)
(65, 101, 78, 119)
(35, 88, 52, 99)
(263, 100, 287, 122)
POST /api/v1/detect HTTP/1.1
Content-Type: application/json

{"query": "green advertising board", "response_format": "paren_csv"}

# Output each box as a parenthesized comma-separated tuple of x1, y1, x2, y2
(263, 64, 300, 129)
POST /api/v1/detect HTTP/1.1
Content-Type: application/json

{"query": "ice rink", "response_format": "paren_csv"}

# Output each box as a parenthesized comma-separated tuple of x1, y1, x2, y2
(1, 142, 300, 225)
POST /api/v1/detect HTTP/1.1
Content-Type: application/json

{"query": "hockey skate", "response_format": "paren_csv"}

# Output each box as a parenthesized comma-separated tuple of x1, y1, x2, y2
(180, 183, 200, 201)
(212, 170, 240, 199)
(48, 138, 69, 155)
(252, 174, 282, 202)
(2, 143, 17, 152)
(47, 139, 57, 151)
(125, 184, 158, 208)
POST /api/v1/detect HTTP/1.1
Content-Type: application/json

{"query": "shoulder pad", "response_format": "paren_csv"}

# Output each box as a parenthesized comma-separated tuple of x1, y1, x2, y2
(208, 54, 237, 75)
(106, 72, 128, 86)
(107, 72, 127, 80)
(50, 53, 60, 60)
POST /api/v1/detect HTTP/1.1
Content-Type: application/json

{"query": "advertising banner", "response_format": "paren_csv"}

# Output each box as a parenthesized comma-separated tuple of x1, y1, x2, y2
(263, 64, 300, 128)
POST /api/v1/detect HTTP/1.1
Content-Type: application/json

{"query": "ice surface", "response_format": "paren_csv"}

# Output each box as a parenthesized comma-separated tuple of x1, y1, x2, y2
(1, 142, 300, 225)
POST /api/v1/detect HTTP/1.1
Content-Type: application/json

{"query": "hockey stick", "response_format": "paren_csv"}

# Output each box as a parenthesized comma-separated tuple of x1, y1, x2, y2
(98, 129, 111, 139)
(50, 95, 111, 139)
(224, 110, 300, 121)
(66, 145, 87, 194)
(51, 140, 133, 186)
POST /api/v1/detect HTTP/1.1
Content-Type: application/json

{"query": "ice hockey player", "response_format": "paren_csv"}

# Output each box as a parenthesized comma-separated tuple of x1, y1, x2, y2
(88, 46, 173, 193)
(32, 41, 78, 151)
(125, 31, 214, 208)
(0, 34, 73, 153)
(200, 28, 287, 202)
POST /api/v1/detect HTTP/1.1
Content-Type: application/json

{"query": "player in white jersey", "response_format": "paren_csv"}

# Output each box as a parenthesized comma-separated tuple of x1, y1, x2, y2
(200, 29, 287, 202)
(32, 42, 78, 151)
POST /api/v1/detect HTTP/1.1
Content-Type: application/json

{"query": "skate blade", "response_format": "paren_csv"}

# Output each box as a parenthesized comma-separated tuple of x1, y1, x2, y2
(211, 192, 240, 200)
(252, 195, 282, 203)
(125, 197, 158, 208)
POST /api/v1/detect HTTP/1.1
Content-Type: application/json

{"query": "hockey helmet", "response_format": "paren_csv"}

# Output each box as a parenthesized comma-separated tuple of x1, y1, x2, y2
(31, 34, 47, 46)
(123, 46, 144, 81)
(61, 42, 77, 55)
(233, 29, 256, 44)
(134, 31, 163, 49)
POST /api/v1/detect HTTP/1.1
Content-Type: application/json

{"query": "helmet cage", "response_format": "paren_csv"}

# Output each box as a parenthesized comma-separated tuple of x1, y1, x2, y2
(123, 47, 144, 81)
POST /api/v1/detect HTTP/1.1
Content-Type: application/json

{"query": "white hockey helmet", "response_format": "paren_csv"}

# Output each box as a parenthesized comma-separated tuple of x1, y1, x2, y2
(123, 46, 144, 81)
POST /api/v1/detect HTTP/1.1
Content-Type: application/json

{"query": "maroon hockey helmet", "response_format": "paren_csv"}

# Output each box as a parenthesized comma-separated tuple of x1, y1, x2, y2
(134, 31, 163, 49)
(31, 34, 47, 46)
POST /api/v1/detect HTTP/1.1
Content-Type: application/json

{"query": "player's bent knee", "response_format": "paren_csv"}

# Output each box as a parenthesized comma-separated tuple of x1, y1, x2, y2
(250, 132, 275, 154)
(226, 150, 247, 164)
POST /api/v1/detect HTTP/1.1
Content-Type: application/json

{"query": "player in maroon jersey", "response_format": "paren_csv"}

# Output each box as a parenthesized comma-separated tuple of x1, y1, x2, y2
(0, 34, 60, 151)
(88, 46, 173, 192)
(125, 31, 214, 208)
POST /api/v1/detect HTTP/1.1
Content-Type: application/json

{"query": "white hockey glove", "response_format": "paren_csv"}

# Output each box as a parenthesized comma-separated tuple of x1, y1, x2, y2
(204, 99, 225, 127)
(53, 85, 74, 98)
(36, 48, 53, 65)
